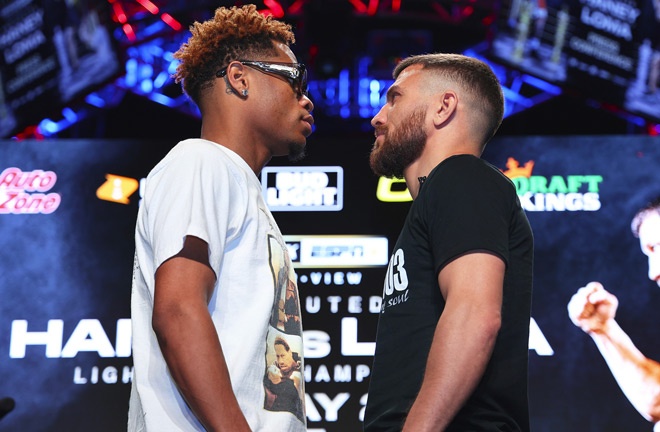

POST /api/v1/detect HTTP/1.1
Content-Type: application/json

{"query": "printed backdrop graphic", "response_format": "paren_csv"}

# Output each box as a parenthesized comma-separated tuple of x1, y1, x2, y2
(490, 0, 660, 122)
(482, 136, 660, 432)
(0, 135, 659, 431)
(0, 0, 122, 138)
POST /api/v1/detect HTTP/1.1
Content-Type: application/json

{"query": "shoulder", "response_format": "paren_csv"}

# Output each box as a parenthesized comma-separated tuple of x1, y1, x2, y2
(434, 154, 508, 180)
(427, 155, 513, 191)
(148, 139, 248, 184)
(159, 139, 234, 167)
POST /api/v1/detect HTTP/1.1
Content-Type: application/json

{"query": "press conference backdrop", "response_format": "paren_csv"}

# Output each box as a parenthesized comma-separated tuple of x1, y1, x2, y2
(1, 135, 659, 431)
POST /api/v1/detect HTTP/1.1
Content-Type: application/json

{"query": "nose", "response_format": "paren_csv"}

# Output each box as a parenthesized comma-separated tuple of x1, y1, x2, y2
(301, 94, 314, 112)
(371, 105, 387, 128)
(649, 253, 660, 284)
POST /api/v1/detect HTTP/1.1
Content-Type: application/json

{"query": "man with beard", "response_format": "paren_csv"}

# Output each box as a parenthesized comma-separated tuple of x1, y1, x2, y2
(568, 197, 660, 431)
(128, 5, 313, 431)
(364, 53, 534, 431)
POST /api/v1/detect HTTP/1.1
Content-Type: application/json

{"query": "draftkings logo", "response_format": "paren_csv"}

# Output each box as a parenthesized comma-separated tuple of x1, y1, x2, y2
(261, 166, 343, 212)
(502, 157, 603, 212)
(0, 167, 61, 214)
(96, 174, 140, 205)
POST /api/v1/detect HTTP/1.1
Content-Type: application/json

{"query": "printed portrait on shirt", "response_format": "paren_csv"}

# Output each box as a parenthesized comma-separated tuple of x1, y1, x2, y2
(265, 236, 305, 422)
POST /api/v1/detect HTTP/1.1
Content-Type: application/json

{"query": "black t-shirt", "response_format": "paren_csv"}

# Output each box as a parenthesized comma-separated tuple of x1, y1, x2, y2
(364, 155, 534, 431)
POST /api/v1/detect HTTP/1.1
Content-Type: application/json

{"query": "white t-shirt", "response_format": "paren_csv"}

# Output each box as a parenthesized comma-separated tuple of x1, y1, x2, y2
(128, 139, 305, 431)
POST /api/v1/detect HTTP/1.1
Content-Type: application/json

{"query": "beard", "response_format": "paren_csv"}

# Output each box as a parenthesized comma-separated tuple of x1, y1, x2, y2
(288, 141, 306, 162)
(369, 107, 427, 178)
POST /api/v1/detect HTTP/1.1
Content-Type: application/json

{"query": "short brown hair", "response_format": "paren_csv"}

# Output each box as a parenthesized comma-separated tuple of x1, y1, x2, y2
(631, 197, 660, 237)
(394, 53, 504, 146)
(173, 5, 295, 105)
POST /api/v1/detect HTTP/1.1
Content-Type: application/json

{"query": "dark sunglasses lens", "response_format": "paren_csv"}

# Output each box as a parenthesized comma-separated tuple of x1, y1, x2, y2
(298, 66, 308, 97)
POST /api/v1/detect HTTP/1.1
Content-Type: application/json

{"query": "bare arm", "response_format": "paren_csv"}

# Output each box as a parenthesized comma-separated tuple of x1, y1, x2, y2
(402, 252, 504, 432)
(568, 282, 660, 423)
(152, 235, 251, 432)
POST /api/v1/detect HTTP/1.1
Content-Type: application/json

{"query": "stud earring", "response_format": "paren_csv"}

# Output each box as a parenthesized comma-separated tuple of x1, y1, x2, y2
(241, 89, 249, 97)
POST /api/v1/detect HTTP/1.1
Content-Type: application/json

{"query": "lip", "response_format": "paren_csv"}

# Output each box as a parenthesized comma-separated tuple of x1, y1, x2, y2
(303, 114, 314, 127)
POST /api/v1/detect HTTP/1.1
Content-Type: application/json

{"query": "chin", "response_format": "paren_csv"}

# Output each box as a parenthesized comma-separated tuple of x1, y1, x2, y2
(288, 141, 306, 162)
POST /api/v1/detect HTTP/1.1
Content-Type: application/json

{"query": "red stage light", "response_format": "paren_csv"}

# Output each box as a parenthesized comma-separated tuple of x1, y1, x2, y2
(135, 0, 159, 15)
(160, 13, 182, 31)
(264, 0, 285, 18)
(348, 0, 368, 13)
(122, 23, 136, 41)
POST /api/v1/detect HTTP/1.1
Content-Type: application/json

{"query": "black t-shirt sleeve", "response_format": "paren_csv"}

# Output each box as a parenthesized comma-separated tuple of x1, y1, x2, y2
(424, 155, 515, 274)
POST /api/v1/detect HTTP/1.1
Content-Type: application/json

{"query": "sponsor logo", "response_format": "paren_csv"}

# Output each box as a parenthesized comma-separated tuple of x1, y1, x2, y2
(502, 157, 603, 212)
(284, 235, 388, 268)
(0, 167, 61, 214)
(96, 174, 139, 204)
(374, 158, 604, 212)
(376, 177, 411, 202)
(262, 166, 343, 211)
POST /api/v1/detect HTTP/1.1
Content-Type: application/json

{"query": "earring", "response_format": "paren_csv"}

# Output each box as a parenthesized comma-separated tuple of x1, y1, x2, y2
(241, 89, 249, 97)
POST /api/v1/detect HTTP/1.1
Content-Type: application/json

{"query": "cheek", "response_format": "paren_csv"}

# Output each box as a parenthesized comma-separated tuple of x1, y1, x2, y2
(650, 251, 660, 266)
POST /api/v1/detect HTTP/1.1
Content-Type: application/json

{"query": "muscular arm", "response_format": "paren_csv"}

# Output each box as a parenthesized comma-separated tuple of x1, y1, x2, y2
(402, 252, 504, 432)
(568, 282, 660, 423)
(152, 235, 251, 432)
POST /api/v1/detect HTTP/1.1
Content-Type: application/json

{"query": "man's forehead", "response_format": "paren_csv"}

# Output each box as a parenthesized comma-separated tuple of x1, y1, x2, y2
(274, 41, 296, 62)
(395, 64, 425, 82)
(639, 212, 660, 242)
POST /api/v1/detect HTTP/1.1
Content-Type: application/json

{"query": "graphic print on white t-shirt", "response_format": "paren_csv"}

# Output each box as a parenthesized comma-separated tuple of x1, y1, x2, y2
(381, 248, 410, 313)
(263, 234, 305, 423)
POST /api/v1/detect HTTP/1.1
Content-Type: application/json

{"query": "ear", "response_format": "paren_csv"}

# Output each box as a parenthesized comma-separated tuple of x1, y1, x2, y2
(224, 61, 248, 96)
(432, 90, 458, 127)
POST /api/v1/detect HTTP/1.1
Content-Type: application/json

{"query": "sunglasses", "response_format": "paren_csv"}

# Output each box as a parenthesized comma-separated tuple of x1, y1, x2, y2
(217, 60, 309, 98)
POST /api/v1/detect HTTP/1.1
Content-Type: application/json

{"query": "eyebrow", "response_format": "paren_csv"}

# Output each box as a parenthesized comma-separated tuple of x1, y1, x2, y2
(386, 84, 401, 101)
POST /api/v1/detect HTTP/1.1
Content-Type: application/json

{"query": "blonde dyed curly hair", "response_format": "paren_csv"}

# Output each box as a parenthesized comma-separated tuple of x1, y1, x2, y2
(173, 5, 295, 105)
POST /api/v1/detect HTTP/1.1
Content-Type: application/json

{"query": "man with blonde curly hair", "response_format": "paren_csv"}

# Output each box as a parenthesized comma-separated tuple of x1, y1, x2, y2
(128, 5, 313, 431)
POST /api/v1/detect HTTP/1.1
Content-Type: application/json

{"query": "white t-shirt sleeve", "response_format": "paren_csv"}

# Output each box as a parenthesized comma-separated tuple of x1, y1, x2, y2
(144, 143, 245, 276)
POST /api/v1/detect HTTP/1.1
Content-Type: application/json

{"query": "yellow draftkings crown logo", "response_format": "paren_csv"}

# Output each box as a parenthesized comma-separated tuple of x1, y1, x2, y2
(501, 157, 535, 179)
(96, 174, 139, 204)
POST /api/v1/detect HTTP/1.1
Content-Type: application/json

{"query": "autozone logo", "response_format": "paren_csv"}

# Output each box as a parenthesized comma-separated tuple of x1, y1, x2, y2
(0, 167, 61, 214)
(261, 166, 343, 211)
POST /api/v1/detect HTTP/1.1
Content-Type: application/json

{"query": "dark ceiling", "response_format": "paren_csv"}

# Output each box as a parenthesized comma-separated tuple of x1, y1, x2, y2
(52, 0, 653, 141)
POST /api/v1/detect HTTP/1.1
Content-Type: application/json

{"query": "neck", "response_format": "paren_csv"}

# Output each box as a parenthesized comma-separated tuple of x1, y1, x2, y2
(200, 120, 271, 176)
(403, 137, 481, 199)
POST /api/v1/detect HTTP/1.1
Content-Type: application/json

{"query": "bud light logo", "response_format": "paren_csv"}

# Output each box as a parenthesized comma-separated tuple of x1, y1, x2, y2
(261, 166, 344, 212)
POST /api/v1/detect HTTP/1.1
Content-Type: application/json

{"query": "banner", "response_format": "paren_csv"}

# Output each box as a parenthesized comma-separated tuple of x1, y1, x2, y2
(1, 135, 659, 431)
